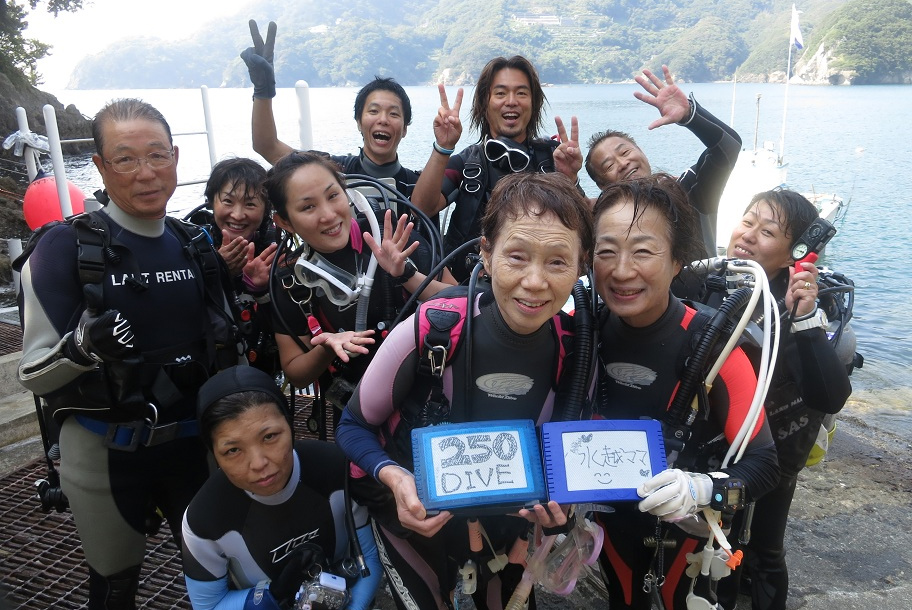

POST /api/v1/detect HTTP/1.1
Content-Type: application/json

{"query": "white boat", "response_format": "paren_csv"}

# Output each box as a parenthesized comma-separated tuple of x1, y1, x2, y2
(716, 136, 847, 253)
(715, 5, 847, 253)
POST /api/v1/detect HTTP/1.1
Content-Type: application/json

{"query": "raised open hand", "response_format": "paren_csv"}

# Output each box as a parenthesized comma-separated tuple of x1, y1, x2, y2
(553, 115, 582, 178)
(240, 20, 277, 99)
(634, 65, 690, 130)
(363, 209, 420, 278)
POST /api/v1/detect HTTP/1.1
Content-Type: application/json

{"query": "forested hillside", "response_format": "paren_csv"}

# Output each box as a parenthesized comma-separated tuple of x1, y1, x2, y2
(65, 0, 912, 88)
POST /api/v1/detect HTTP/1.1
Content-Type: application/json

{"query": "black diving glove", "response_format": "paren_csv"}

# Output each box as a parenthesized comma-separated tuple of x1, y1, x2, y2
(65, 308, 140, 364)
(240, 19, 277, 99)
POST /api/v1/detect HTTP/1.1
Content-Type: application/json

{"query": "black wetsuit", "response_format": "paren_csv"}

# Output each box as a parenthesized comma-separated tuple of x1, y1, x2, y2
(330, 149, 420, 199)
(675, 98, 742, 257)
(440, 139, 559, 281)
(182, 440, 381, 610)
(337, 291, 581, 610)
(695, 272, 853, 610)
(18, 203, 237, 609)
(187, 209, 280, 375)
(594, 297, 779, 610)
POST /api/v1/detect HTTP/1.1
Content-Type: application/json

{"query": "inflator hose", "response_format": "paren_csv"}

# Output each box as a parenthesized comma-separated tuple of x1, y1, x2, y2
(666, 287, 754, 426)
(555, 280, 596, 422)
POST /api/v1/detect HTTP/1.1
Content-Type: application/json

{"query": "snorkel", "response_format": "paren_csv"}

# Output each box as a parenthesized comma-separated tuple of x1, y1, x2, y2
(350, 189, 380, 332)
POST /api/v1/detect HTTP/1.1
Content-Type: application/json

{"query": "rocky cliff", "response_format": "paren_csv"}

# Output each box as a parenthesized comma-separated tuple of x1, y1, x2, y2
(793, 41, 912, 85)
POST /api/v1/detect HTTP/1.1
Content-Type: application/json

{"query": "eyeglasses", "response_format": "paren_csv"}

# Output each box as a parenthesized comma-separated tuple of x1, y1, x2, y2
(484, 138, 530, 172)
(104, 150, 175, 174)
(294, 253, 361, 306)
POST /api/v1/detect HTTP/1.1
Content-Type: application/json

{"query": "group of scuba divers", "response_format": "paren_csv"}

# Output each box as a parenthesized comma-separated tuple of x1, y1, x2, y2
(14, 18, 862, 610)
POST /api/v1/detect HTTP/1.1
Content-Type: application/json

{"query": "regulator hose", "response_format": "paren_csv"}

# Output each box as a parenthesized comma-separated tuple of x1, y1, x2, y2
(555, 279, 596, 422)
(666, 287, 754, 426)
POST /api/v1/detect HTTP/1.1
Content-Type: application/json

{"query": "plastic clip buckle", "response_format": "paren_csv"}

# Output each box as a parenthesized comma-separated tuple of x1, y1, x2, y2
(103, 420, 145, 451)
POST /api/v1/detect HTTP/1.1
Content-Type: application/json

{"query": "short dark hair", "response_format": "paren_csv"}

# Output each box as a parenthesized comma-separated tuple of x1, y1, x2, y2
(199, 391, 288, 451)
(354, 77, 412, 126)
(584, 129, 638, 188)
(92, 98, 172, 156)
(264, 151, 345, 220)
(744, 188, 818, 246)
(205, 156, 270, 211)
(593, 173, 703, 269)
(480, 172, 593, 274)
(471, 56, 546, 143)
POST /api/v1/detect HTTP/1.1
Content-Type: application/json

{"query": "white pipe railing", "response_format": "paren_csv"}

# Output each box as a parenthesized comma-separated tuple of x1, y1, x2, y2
(200, 86, 218, 167)
(296, 80, 313, 150)
(13, 86, 220, 220)
(42, 105, 74, 218)
(14, 108, 39, 181)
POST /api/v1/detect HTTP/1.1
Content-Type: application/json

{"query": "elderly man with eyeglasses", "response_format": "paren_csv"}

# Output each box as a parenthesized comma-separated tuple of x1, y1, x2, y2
(17, 98, 242, 610)
(410, 56, 583, 282)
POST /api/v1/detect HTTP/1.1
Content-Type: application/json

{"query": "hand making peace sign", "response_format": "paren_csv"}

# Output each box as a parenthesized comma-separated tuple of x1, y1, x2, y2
(433, 83, 464, 151)
(553, 115, 582, 179)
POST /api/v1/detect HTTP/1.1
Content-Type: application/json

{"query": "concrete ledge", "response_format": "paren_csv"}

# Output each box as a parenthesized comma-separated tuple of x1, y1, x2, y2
(0, 435, 43, 478)
(0, 350, 42, 476)
(0, 389, 38, 446)
(0, 350, 24, 395)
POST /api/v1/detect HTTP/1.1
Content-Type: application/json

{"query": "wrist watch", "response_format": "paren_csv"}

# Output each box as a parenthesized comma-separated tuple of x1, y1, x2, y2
(791, 308, 828, 333)
(708, 472, 745, 511)
(392, 258, 418, 286)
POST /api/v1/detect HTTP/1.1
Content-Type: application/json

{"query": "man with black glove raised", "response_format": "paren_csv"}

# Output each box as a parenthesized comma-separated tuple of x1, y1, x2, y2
(241, 19, 421, 200)
(17, 98, 242, 610)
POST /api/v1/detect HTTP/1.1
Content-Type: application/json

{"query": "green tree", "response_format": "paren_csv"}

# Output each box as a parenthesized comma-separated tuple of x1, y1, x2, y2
(0, 0, 84, 84)
(818, 0, 912, 83)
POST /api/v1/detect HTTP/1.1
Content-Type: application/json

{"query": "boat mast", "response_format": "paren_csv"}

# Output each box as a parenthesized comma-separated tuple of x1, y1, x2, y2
(779, 43, 793, 166)
(779, 4, 803, 165)
(754, 94, 762, 153)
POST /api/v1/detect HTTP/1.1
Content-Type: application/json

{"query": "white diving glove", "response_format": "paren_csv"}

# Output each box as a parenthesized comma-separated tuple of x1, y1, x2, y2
(637, 469, 713, 522)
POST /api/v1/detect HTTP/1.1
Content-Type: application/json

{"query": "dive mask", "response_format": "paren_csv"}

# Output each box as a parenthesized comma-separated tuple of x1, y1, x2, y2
(484, 137, 531, 173)
(294, 251, 361, 307)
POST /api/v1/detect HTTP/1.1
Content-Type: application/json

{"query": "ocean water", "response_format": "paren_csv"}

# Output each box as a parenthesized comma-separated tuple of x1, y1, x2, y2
(37, 83, 912, 428)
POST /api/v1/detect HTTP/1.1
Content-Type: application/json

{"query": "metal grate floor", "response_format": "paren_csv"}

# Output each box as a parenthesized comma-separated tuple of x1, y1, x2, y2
(0, 308, 23, 357)
(0, 396, 337, 609)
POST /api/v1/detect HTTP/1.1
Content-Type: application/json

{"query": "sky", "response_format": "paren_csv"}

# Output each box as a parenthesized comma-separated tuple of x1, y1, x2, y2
(24, 0, 252, 90)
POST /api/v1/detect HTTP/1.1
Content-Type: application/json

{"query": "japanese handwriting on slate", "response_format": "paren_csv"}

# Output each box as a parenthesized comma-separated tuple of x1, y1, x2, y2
(566, 433, 651, 486)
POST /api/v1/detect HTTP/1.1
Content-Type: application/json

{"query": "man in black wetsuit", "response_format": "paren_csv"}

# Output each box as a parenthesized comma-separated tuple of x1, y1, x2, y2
(409, 55, 583, 281)
(585, 65, 742, 257)
(17, 99, 240, 609)
(241, 20, 419, 199)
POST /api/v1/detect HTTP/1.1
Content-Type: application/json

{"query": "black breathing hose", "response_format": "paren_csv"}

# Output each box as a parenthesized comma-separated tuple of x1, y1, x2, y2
(343, 460, 370, 578)
(388, 237, 482, 330)
(666, 287, 755, 426)
(555, 279, 596, 422)
(463, 261, 484, 421)
(344, 174, 444, 268)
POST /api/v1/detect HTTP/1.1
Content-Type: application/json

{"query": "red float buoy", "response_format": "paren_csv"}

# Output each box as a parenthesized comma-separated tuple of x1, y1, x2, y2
(23, 176, 86, 230)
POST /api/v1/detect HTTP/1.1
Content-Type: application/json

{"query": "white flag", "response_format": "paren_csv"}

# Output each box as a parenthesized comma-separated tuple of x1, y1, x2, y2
(791, 4, 804, 49)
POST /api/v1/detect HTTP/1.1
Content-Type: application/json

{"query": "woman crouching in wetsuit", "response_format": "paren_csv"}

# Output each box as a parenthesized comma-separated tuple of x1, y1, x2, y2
(336, 172, 595, 610)
(591, 175, 780, 609)
(181, 365, 382, 610)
